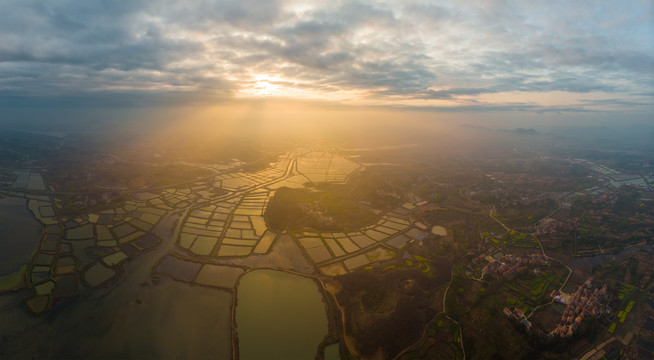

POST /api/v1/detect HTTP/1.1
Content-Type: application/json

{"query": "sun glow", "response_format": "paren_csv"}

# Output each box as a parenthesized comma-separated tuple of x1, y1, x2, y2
(244, 74, 284, 97)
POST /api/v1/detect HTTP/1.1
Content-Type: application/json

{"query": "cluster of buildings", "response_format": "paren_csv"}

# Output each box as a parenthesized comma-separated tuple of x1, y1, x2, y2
(297, 202, 335, 227)
(504, 307, 532, 330)
(67, 191, 123, 208)
(467, 236, 550, 280)
(482, 253, 549, 279)
(483, 189, 550, 209)
(592, 189, 619, 205)
(469, 237, 499, 259)
(550, 278, 610, 338)
(535, 217, 581, 235)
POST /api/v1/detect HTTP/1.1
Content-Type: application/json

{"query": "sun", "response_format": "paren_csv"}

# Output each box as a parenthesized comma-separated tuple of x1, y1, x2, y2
(249, 74, 282, 96)
(236, 72, 364, 102)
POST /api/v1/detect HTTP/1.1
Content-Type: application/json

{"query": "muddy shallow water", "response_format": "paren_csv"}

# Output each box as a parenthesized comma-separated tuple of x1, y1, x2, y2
(236, 269, 328, 360)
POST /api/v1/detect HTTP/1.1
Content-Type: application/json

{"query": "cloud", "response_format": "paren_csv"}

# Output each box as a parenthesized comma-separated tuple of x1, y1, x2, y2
(0, 0, 651, 114)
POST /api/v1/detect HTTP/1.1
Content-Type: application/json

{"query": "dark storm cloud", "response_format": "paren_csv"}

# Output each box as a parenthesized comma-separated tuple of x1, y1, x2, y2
(0, 0, 652, 112)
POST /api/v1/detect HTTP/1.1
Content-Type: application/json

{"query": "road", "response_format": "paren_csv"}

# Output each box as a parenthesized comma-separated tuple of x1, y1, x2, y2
(393, 265, 467, 360)
(443, 266, 466, 360)
(489, 208, 511, 234)
(488, 206, 573, 319)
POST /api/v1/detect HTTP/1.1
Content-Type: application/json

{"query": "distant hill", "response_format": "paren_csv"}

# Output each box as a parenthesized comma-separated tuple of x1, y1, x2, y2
(514, 128, 540, 135)
(459, 124, 540, 136)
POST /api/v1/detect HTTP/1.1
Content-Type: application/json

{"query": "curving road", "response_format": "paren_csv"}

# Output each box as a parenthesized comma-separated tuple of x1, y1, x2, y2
(489, 207, 573, 319)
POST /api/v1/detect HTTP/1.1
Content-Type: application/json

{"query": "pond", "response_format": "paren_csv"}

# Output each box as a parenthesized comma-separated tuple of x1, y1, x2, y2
(431, 225, 447, 236)
(0, 196, 43, 275)
(236, 269, 328, 360)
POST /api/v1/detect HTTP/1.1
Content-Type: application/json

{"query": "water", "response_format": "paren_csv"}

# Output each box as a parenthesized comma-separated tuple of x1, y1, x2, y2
(324, 343, 341, 360)
(0, 196, 43, 274)
(236, 269, 328, 360)
(0, 210, 234, 359)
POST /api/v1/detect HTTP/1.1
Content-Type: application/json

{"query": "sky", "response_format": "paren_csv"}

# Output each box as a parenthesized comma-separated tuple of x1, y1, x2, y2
(0, 0, 653, 125)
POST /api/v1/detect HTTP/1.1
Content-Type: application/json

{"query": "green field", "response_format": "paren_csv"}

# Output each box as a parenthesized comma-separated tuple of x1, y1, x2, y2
(491, 231, 541, 249)
(501, 271, 563, 311)
(400, 314, 463, 360)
